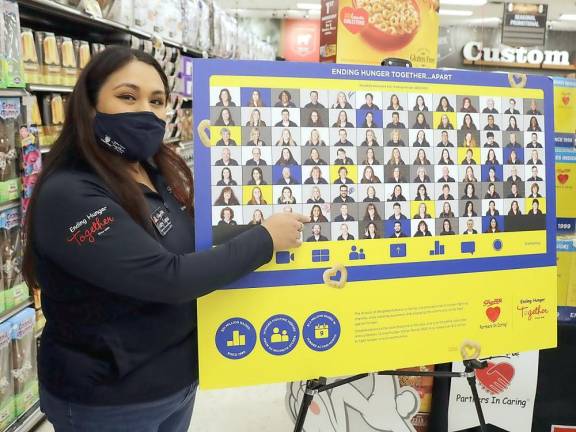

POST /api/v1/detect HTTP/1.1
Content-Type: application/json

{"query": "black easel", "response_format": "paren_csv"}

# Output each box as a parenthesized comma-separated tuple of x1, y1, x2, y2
(293, 359, 489, 432)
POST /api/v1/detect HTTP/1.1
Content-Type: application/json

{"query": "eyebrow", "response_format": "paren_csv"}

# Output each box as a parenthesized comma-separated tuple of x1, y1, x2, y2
(113, 83, 165, 95)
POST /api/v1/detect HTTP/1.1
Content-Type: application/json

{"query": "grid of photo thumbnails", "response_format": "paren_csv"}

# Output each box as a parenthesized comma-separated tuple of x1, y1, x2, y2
(209, 87, 547, 242)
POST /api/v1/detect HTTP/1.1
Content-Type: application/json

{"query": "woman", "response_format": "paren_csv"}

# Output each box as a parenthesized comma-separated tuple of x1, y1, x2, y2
(275, 128, 297, 146)
(414, 203, 432, 220)
(275, 90, 296, 107)
(387, 148, 405, 166)
(310, 205, 328, 223)
(460, 97, 478, 113)
(529, 183, 542, 199)
(413, 166, 430, 183)
(460, 114, 477, 131)
(362, 112, 378, 128)
(304, 129, 326, 147)
(386, 129, 406, 147)
(335, 167, 353, 185)
(436, 96, 454, 112)
(506, 115, 520, 131)
(214, 107, 235, 126)
(364, 222, 380, 239)
(332, 110, 354, 128)
(303, 148, 327, 165)
(362, 147, 380, 165)
(413, 95, 428, 112)
(304, 166, 327, 185)
(462, 201, 477, 217)
(464, 166, 477, 182)
(527, 116, 541, 132)
(278, 186, 296, 204)
(246, 127, 265, 146)
(248, 89, 264, 107)
(388, 185, 406, 202)
(387, 94, 403, 110)
(508, 200, 522, 216)
(486, 200, 500, 216)
(360, 166, 381, 184)
(439, 202, 454, 218)
(412, 112, 430, 129)
(247, 187, 267, 205)
(440, 219, 455, 235)
(332, 91, 353, 109)
(487, 167, 499, 182)
(462, 132, 477, 148)
(214, 186, 240, 206)
(438, 149, 454, 165)
(484, 183, 500, 199)
(307, 186, 325, 204)
(363, 186, 380, 203)
(485, 149, 500, 166)
(414, 220, 432, 237)
(506, 149, 521, 165)
(24, 47, 305, 432)
(275, 148, 298, 166)
(361, 129, 379, 147)
(413, 149, 431, 165)
(248, 167, 267, 186)
(218, 207, 237, 225)
(437, 114, 454, 130)
(462, 149, 477, 165)
(412, 130, 430, 147)
(216, 88, 236, 107)
(529, 199, 543, 215)
(414, 184, 430, 201)
(363, 203, 382, 220)
(306, 109, 324, 127)
(249, 209, 264, 225)
(245, 109, 266, 127)
(462, 183, 478, 200)
(485, 217, 500, 233)
(217, 167, 237, 186)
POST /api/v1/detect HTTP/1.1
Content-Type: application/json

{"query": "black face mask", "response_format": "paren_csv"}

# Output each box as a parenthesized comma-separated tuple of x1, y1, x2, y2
(94, 111, 166, 161)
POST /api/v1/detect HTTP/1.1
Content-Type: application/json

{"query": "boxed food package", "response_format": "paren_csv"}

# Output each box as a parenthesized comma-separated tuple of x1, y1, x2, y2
(77, 40, 91, 70)
(38, 31, 62, 85)
(20, 28, 41, 85)
(0, 98, 22, 203)
(58, 36, 78, 86)
(8, 308, 38, 417)
(0, 0, 25, 87)
(19, 124, 41, 217)
(0, 321, 15, 430)
(0, 204, 27, 309)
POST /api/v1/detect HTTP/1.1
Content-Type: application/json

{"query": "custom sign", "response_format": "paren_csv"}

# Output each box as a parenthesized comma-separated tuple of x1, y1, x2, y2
(193, 60, 557, 389)
(319, 0, 439, 67)
(502, 3, 548, 47)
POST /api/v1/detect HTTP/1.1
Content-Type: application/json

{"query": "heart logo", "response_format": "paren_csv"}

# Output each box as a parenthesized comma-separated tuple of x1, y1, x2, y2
(558, 173, 569, 184)
(323, 264, 348, 288)
(460, 340, 481, 360)
(486, 306, 501, 322)
(507, 73, 527, 88)
(340, 7, 368, 34)
(196, 119, 211, 147)
(562, 95, 570, 105)
(476, 362, 515, 395)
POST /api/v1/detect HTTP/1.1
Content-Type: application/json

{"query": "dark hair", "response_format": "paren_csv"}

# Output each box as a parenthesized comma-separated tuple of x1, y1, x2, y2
(23, 46, 193, 289)
(221, 206, 234, 220)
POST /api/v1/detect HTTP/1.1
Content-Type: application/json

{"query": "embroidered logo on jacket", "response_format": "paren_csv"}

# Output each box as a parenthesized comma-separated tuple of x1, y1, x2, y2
(66, 206, 114, 245)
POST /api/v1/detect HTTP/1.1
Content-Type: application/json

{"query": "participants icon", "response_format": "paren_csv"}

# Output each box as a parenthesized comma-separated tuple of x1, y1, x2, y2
(348, 246, 366, 261)
(260, 314, 299, 356)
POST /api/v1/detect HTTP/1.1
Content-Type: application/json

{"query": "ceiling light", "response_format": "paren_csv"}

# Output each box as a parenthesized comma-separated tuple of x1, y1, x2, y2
(439, 9, 474, 16)
(297, 2, 321, 10)
(440, 0, 487, 5)
(466, 17, 502, 24)
(558, 14, 576, 21)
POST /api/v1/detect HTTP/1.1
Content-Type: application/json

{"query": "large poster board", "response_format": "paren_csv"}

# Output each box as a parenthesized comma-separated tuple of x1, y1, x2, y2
(193, 61, 557, 389)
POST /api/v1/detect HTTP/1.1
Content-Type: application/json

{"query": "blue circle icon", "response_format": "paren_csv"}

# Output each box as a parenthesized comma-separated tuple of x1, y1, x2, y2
(303, 311, 341, 352)
(260, 314, 299, 356)
(493, 239, 503, 251)
(215, 317, 257, 360)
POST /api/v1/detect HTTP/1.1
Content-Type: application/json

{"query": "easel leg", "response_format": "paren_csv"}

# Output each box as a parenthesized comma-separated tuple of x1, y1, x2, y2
(464, 361, 488, 432)
(293, 378, 326, 432)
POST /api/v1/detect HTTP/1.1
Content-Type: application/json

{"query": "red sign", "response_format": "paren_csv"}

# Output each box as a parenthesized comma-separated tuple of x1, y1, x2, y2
(281, 19, 321, 63)
(552, 427, 576, 432)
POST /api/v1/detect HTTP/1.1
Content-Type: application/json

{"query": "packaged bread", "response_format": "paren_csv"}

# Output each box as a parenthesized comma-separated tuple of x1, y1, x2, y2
(51, 94, 65, 125)
(78, 40, 91, 69)
(21, 28, 42, 84)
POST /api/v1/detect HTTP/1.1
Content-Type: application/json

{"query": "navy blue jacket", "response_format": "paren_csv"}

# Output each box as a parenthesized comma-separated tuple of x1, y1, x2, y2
(33, 162, 273, 405)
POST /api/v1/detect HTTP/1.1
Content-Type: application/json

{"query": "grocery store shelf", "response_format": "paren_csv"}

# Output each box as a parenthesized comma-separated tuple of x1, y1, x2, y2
(28, 84, 74, 93)
(164, 137, 182, 145)
(0, 199, 21, 212)
(0, 300, 33, 325)
(17, 0, 204, 56)
(5, 402, 44, 432)
(0, 89, 27, 97)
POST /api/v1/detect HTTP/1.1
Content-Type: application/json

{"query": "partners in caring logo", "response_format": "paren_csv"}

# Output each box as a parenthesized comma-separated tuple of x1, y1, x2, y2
(476, 361, 515, 395)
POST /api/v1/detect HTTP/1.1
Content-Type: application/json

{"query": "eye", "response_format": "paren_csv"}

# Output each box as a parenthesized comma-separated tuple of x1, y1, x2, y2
(118, 94, 136, 101)
(151, 98, 165, 106)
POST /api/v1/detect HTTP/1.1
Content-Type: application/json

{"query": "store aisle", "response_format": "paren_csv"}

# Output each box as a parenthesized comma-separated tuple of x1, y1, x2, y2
(33, 383, 291, 432)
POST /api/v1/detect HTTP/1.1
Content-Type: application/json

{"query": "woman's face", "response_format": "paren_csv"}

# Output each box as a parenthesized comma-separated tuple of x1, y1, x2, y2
(368, 205, 375, 215)
(313, 206, 320, 216)
(512, 201, 518, 210)
(531, 117, 537, 127)
(467, 150, 473, 159)
(465, 132, 472, 142)
(281, 92, 289, 103)
(282, 129, 290, 141)
(367, 148, 375, 159)
(465, 115, 471, 125)
(311, 148, 319, 159)
(312, 167, 320, 179)
(444, 202, 450, 212)
(489, 150, 494, 160)
(444, 220, 450, 230)
(367, 130, 374, 140)
(253, 188, 261, 199)
(532, 184, 538, 194)
(466, 184, 473, 195)
(222, 109, 230, 121)
(463, 98, 470, 108)
(96, 60, 167, 120)
(489, 169, 495, 179)
(510, 117, 516, 127)
(442, 149, 449, 160)
(489, 201, 495, 210)
(393, 148, 400, 159)
(419, 203, 426, 214)
(533, 201, 538, 210)
(339, 111, 347, 122)
(338, 92, 346, 104)
(282, 148, 290, 159)
(252, 110, 260, 121)
(221, 90, 229, 102)
(254, 210, 262, 222)
(223, 168, 230, 179)
(442, 115, 448, 124)
(417, 96, 424, 105)
(441, 98, 447, 108)
(223, 190, 231, 200)
(392, 95, 399, 105)
(467, 202, 473, 212)
(366, 112, 373, 122)
(489, 184, 495, 193)
(252, 169, 261, 181)
(511, 150, 517, 160)
(466, 166, 473, 176)
(223, 209, 231, 220)
(491, 219, 497, 228)
(418, 149, 425, 160)
(369, 224, 375, 234)
(418, 130, 424, 140)
(311, 111, 319, 122)
(252, 90, 259, 101)
(339, 168, 347, 178)
(392, 130, 400, 140)
(311, 130, 319, 142)
(365, 167, 373, 178)
(368, 187, 375, 197)
(419, 222, 426, 232)
(312, 187, 320, 198)
(283, 188, 291, 198)
(251, 128, 259, 140)
(394, 185, 401, 195)
(418, 185, 425, 196)
(417, 113, 424, 123)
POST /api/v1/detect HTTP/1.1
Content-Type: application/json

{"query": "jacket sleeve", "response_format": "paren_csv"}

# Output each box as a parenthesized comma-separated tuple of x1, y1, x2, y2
(34, 172, 274, 304)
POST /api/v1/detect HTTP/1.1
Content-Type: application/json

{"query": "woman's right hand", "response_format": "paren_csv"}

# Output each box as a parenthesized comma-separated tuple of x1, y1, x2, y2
(262, 213, 308, 251)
